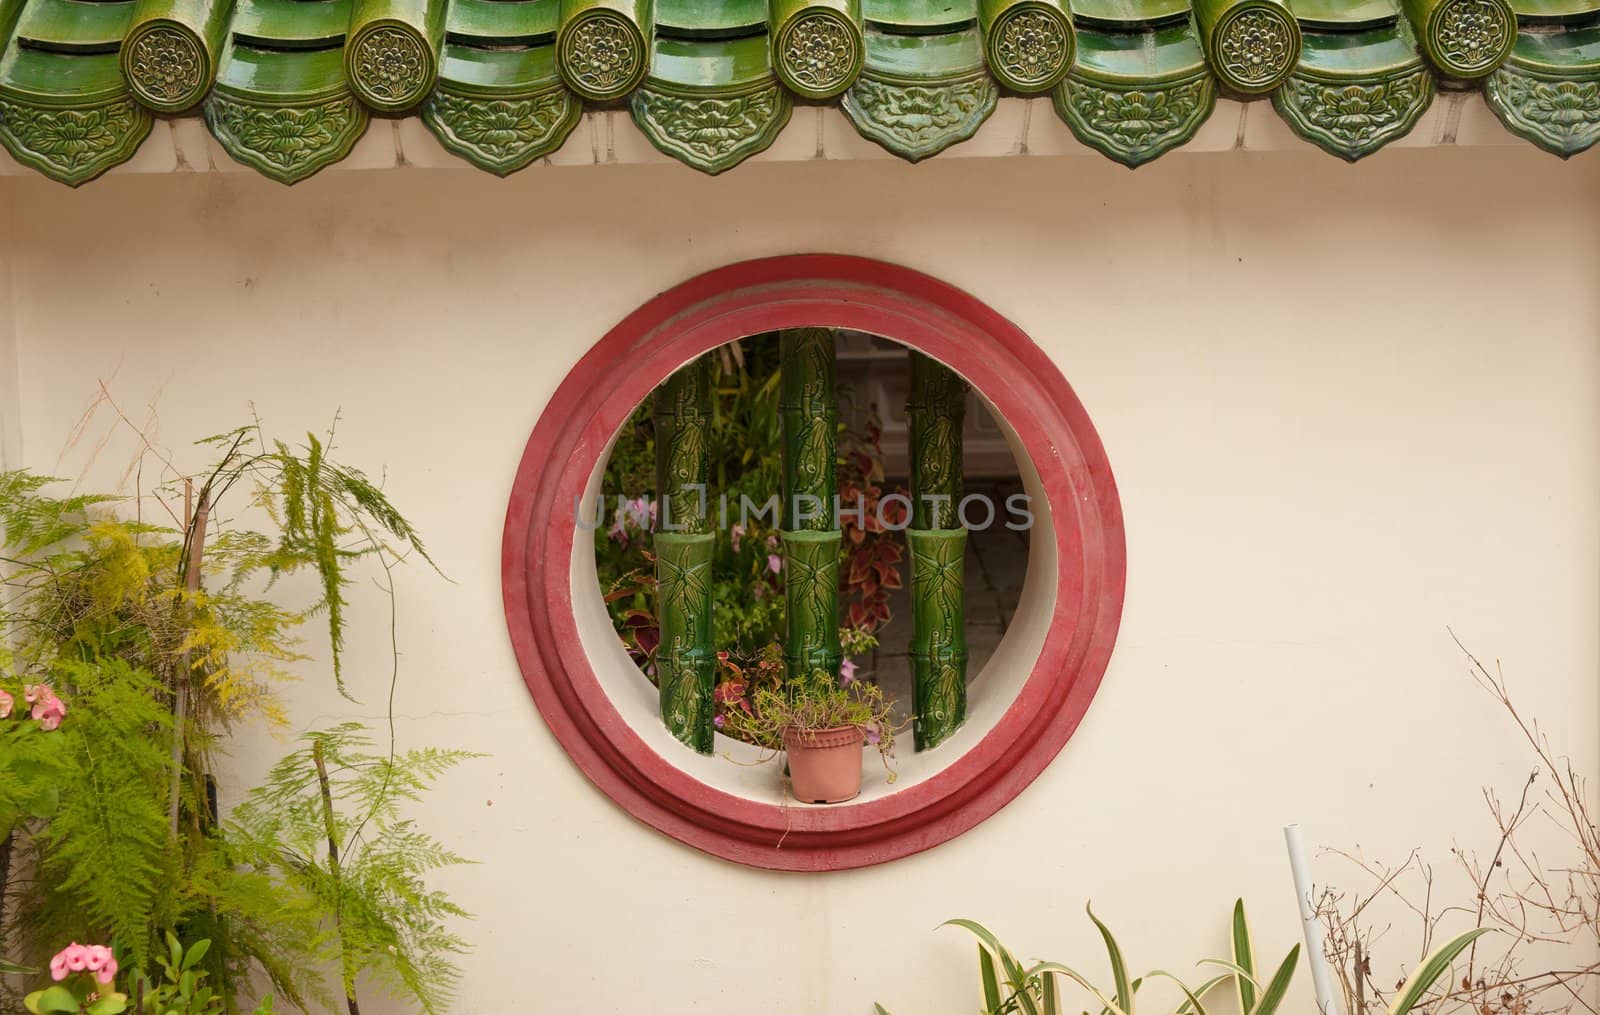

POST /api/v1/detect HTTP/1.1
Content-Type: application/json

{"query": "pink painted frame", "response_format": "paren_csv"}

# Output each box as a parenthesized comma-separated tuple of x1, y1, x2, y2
(502, 255, 1126, 870)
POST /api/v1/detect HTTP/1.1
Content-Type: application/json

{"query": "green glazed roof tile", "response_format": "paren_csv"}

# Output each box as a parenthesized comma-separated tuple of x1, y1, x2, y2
(631, 31, 788, 171)
(216, 39, 347, 96)
(15, 0, 135, 49)
(1297, 21, 1418, 75)
(646, 31, 772, 88)
(1507, 19, 1600, 68)
(1069, 0, 1187, 26)
(1486, 22, 1600, 154)
(862, 21, 983, 76)
(1511, 0, 1600, 21)
(1055, 22, 1213, 165)
(862, 0, 976, 31)
(229, 0, 347, 46)
(1289, 0, 1397, 28)
(1073, 20, 1205, 80)
(439, 39, 560, 89)
(1274, 23, 1430, 159)
(845, 23, 992, 157)
(654, 0, 766, 34)
(446, 0, 555, 42)
(0, 42, 125, 97)
(0, 0, 1593, 182)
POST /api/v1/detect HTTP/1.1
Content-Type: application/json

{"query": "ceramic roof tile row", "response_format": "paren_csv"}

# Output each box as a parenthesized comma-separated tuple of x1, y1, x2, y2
(0, 0, 1594, 184)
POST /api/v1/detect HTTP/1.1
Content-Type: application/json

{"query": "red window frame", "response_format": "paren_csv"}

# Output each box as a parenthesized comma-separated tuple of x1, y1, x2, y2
(501, 254, 1126, 870)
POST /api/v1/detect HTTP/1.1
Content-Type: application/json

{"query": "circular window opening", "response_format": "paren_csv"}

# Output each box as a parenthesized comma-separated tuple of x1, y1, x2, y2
(584, 330, 1044, 803)
(502, 255, 1125, 870)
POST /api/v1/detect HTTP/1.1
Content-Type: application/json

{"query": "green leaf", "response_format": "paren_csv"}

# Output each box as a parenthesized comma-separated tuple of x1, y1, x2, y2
(1085, 904, 1133, 1012)
(1388, 929, 1492, 1015)
(980, 946, 1002, 1013)
(943, 920, 1025, 1005)
(1148, 970, 1210, 1015)
(873, 1005, 893, 1015)
(181, 939, 211, 971)
(1249, 946, 1298, 1015)
(1030, 962, 1126, 1015)
(85, 993, 129, 1015)
(1231, 900, 1256, 1015)
(1197, 958, 1261, 991)
(27, 985, 83, 1014)
(1, 959, 39, 975)
(1042, 968, 1059, 1015)
(1178, 974, 1229, 1015)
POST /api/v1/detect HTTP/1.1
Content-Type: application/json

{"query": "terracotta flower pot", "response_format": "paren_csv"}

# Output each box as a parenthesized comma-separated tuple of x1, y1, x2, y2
(783, 725, 866, 804)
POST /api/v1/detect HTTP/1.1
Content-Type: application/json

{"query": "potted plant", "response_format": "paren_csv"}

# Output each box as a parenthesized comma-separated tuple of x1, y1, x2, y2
(723, 669, 902, 803)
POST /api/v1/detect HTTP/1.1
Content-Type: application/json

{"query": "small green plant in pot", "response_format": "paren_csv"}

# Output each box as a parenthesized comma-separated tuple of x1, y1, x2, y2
(722, 669, 901, 804)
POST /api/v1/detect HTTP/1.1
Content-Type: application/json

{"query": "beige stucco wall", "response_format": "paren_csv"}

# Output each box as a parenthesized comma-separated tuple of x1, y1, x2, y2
(1, 148, 1598, 1012)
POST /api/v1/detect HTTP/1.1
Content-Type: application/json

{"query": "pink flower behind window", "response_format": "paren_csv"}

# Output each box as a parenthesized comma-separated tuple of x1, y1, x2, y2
(50, 943, 117, 985)
(0, 688, 12, 718)
(767, 554, 782, 574)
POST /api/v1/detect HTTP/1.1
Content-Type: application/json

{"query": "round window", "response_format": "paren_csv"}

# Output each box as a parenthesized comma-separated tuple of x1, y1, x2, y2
(502, 255, 1125, 870)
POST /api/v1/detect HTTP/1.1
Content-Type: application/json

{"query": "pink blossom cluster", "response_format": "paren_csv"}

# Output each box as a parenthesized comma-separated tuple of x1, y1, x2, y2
(3, 685, 67, 730)
(49, 943, 118, 985)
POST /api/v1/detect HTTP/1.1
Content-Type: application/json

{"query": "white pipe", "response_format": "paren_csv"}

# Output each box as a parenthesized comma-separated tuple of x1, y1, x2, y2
(1285, 823, 1343, 1015)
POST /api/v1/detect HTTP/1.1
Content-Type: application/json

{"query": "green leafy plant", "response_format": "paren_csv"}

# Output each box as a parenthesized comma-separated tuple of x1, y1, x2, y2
(720, 668, 903, 774)
(881, 900, 1487, 1015)
(224, 724, 476, 1015)
(1386, 929, 1493, 1015)
(128, 934, 277, 1015)
(878, 901, 1296, 1015)
(0, 399, 469, 1014)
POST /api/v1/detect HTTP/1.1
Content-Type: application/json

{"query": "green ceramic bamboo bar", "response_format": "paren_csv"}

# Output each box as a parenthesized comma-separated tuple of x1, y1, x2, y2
(654, 532, 716, 752)
(779, 329, 841, 683)
(908, 528, 968, 750)
(769, 0, 864, 99)
(345, 0, 446, 112)
(779, 328, 837, 534)
(1401, 0, 1514, 79)
(977, 0, 1074, 94)
(121, 0, 234, 112)
(907, 351, 965, 531)
(1192, 0, 1301, 94)
(558, 0, 652, 101)
(907, 352, 968, 748)
(654, 356, 712, 535)
(781, 529, 843, 682)
(653, 357, 714, 751)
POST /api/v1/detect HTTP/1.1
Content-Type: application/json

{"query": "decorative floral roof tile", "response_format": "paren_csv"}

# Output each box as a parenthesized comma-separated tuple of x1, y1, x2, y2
(0, 0, 1597, 184)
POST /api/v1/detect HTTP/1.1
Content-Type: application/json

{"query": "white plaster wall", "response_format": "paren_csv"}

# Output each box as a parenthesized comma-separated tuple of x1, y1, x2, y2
(1, 147, 1598, 1013)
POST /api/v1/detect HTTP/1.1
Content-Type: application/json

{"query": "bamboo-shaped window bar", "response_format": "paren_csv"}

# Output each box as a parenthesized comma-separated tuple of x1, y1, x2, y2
(649, 335, 973, 754)
(652, 357, 716, 752)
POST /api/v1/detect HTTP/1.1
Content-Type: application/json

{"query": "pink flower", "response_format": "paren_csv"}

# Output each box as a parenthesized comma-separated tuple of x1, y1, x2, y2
(767, 555, 782, 574)
(0, 689, 11, 718)
(840, 658, 858, 687)
(730, 524, 746, 551)
(50, 943, 117, 984)
(88, 946, 117, 985)
(864, 723, 881, 746)
(713, 714, 726, 729)
(29, 687, 65, 731)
